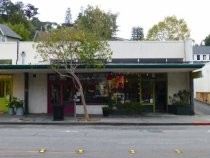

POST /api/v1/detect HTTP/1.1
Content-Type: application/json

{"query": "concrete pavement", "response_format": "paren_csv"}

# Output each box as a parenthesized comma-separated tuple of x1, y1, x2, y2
(0, 100, 209, 126)
(0, 112, 210, 126)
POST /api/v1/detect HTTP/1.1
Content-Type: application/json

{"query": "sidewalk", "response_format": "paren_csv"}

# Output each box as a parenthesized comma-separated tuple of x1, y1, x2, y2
(0, 113, 210, 126)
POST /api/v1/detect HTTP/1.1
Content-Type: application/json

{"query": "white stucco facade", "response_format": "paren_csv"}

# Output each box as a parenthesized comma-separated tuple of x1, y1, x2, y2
(168, 72, 190, 103)
(28, 73, 48, 113)
(12, 74, 24, 100)
(194, 63, 210, 97)
(109, 39, 193, 61)
(0, 39, 193, 65)
(0, 39, 202, 114)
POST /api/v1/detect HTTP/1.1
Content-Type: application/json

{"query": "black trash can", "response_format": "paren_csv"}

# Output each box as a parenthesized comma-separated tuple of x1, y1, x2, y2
(53, 105, 64, 121)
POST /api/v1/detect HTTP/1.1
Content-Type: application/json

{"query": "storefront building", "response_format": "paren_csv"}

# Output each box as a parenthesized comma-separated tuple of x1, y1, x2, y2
(0, 40, 204, 115)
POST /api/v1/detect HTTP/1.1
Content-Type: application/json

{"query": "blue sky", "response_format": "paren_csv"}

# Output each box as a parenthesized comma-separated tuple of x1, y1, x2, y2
(11, 0, 210, 44)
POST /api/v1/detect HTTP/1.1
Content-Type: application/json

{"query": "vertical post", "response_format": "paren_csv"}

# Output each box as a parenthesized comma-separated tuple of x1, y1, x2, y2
(74, 94, 77, 120)
(24, 73, 29, 114)
(190, 71, 194, 114)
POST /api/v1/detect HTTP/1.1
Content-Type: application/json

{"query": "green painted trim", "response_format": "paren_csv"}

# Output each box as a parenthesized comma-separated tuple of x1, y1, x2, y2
(0, 63, 204, 70)
(105, 63, 204, 69)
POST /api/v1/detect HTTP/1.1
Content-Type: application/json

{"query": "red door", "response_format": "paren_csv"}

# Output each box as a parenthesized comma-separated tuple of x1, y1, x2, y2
(48, 81, 75, 114)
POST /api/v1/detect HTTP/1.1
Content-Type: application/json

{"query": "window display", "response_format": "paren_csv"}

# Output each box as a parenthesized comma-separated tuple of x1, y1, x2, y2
(79, 73, 109, 104)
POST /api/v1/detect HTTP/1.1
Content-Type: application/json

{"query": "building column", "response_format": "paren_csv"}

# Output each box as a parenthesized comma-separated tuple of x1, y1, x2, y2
(24, 73, 29, 114)
(190, 71, 194, 114)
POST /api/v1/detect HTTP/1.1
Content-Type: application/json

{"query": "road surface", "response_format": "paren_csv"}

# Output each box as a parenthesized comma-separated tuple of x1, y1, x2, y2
(0, 125, 210, 158)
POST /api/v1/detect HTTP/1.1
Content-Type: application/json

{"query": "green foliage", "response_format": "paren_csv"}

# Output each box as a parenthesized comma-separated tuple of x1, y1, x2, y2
(204, 34, 210, 46)
(75, 5, 118, 40)
(36, 27, 112, 69)
(169, 89, 190, 105)
(131, 26, 144, 41)
(7, 23, 30, 40)
(146, 16, 190, 41)
(115, 102, 142, 113)
(24, 3, 38, 20)
(0, 0, 38, 40)
(7, 97, 24, 108)
(36, 26, 112, 119)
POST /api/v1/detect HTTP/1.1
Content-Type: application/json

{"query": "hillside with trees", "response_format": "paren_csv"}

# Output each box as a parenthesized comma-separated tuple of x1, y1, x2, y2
(0, 0, 58, 40)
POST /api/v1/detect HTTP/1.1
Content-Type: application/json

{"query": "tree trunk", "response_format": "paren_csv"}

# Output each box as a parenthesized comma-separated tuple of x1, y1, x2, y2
(71, 72, 90, 120)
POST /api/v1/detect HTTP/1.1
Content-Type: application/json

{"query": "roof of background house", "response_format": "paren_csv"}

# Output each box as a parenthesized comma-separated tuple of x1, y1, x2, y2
(0, 24, 21, 39)
(193, 45, 210, 54)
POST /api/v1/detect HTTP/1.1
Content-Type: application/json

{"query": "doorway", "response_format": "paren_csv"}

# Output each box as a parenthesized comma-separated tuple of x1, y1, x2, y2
(48, 78, 75, 115)
(155, 81, 167, 112)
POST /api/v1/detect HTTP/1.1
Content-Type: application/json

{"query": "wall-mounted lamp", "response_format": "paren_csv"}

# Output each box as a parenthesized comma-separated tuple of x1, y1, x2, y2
(21, 51, 26, 64)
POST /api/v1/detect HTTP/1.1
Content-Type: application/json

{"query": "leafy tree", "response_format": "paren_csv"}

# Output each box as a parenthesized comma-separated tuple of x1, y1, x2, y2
(146, 16, 190, 41)
(131, 26, 144, 40)
(204, 34, 210, 46)
(0, 0, 12, 16)
(63, 7, 72, 26)
(24, 3, 38, 20)
(7, 23, 30, 40)
(36, 27, 112, 120)
(0, 0, 36, 40)
(75, 5, 118, 40)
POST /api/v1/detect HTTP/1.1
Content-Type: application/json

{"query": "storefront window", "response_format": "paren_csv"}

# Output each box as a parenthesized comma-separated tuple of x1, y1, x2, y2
(110, 74, 140, 104)
(141, 80, 154, 104)
(124, 74, 140, 103)
(78, 73, 109, 104)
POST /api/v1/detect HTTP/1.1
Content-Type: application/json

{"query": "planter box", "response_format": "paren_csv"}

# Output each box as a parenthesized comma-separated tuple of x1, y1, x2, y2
(142, 105, 154, 112)
(168, 105, 193, 115)
(102, 107, 110, 116)
(111, 109, 141, 115)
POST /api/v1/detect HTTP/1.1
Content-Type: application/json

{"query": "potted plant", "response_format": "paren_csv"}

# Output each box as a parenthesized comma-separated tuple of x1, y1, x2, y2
(102, 106, 110, 116)
(7, 97, 16, 115)
(169, 89, 192, 115)
(14, 98, 24, 116)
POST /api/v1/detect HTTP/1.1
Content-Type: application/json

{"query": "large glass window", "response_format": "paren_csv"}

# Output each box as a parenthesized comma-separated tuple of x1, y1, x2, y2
(141, 80, 154, 104)
(124, 74, 139, 103)
(78, 73, 109, 104)
(109, 74, 140, 104)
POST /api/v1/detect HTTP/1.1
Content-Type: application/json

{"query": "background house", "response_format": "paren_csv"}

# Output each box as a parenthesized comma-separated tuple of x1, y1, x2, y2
(0, 24, 21, 42)
(193, 46, 210, 103)
(193, 46, 210, 63)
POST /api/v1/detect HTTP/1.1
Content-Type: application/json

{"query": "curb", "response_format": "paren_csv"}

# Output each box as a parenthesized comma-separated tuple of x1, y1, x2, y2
(1, 122, 210, 126)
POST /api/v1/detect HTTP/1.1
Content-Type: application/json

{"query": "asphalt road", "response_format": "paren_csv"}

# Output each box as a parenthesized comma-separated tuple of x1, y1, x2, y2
(0, 125, 210, 158)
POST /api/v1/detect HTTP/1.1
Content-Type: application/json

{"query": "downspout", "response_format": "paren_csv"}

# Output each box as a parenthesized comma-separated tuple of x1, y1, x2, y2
(16, 40, 19, 64)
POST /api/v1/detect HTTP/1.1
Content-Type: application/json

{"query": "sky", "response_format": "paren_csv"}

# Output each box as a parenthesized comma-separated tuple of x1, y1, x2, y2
(11, 0, 210, 44)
